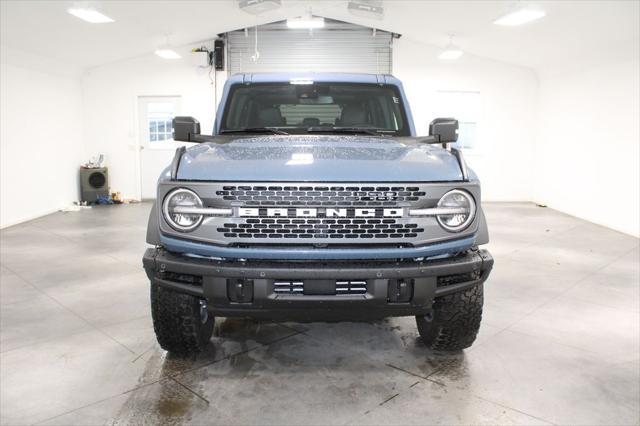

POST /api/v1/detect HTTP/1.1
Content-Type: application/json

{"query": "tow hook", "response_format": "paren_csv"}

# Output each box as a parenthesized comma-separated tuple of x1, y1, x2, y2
(199, 299, 208, 324)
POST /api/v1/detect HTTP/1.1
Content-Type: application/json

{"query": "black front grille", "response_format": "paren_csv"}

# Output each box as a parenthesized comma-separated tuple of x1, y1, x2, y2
(217, 218, 424, 240)
(273, 281, 304, 294)
(336, 280, 367, 294)
(160, 271, 203, 286)
(273, 280, 367, 295)
(437, 271, 481, 287)
(216, 185, 426, 207)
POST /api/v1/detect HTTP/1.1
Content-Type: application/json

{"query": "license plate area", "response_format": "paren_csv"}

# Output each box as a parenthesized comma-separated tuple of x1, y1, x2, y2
(273, 280, 367, 296)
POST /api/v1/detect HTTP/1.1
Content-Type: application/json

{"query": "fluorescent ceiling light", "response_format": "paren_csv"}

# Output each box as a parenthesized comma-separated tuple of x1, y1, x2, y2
(438, 39, 464, 61)
(239, 0, 281, 15)
(155, 49, 181, 59)
(348, 1, 384, 20)
(67, 8, 114, 23)
(438, 48, 464, 60)
(493, 8, 546, 26)
(286, 16, 324, 29)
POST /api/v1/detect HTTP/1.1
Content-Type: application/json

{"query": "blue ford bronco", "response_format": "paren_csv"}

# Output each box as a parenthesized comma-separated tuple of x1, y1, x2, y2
(143, 72, 493, 355)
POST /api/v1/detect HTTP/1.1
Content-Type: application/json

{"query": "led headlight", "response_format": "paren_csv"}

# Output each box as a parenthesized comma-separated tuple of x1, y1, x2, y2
(436, 189, 476, 232)
(162, 188, 204, 232)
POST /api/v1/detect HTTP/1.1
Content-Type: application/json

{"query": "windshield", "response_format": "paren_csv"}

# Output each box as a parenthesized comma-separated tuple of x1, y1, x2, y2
(220, 82, 410, 136)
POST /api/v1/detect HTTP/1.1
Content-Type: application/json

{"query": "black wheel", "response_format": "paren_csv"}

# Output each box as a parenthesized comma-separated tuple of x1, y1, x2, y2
(416, 283, 483, 351)
(150, 284, 214, 356)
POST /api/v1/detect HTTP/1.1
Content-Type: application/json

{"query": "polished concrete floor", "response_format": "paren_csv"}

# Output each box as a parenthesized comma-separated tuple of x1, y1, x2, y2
(0, 202, 638, 425)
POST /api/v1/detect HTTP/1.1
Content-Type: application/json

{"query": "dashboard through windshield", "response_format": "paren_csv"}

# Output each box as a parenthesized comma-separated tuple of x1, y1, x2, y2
(220, 82, 411, 136)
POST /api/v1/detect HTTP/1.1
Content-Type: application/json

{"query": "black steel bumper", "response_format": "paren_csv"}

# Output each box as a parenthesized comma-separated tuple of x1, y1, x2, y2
(142, 248, 493, 321)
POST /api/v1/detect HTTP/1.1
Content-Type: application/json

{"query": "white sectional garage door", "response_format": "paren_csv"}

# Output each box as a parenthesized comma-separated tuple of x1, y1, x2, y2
(227, 19, 394, 75)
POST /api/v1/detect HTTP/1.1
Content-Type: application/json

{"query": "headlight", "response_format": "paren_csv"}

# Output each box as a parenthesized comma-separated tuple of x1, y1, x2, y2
(162, 188, 204, 232)
(436, 189, 476, 232)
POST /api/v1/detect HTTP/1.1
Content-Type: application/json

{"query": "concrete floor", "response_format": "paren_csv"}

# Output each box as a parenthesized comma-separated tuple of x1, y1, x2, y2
(0, 202, 638, 425)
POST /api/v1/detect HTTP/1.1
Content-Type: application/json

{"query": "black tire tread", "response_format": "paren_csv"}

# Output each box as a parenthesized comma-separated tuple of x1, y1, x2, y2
(150, 284, 214, 356)
(416, 283, 483, 351)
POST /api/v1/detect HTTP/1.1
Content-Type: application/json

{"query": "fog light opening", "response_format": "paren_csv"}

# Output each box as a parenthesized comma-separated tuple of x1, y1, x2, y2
(387, 279, 414, 303)
(227, 279, 254, 303)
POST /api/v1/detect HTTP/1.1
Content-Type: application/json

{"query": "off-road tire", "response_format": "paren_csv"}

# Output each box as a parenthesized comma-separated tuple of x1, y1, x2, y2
(416, 283, 483, 351)
(150, 284, 214, 356)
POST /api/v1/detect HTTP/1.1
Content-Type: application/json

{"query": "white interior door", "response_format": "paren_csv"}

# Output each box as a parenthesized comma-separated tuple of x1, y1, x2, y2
(138, 96, 190, 199)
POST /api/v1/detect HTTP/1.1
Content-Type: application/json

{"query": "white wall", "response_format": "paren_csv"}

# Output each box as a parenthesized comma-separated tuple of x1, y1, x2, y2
(0, 50, 84, 228)
(82, 37, 538, 203)
(535, 59, 640, 237)
(393, 37, 539, 202)
(81, 45, 225, 200)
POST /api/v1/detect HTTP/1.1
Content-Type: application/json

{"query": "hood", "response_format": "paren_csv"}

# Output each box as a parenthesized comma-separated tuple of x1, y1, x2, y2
(175, 135, 465, 182)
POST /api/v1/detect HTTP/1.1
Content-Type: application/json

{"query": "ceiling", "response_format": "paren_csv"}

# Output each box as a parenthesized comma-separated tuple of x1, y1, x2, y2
(1, 0, 638, 75)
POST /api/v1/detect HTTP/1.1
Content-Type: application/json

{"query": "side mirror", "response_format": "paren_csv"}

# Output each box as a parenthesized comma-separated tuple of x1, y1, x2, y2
(173, 116, 201, 142)
(429, 118, 459, 144)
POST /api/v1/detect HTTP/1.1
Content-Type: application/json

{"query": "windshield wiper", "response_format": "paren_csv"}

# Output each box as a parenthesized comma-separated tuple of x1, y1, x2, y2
(306, 127, 382, 136)
(220, 127, 289, 135)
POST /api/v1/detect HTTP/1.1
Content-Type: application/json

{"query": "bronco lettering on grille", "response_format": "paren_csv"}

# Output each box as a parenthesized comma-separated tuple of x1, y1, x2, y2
(237, 208, 404, 218)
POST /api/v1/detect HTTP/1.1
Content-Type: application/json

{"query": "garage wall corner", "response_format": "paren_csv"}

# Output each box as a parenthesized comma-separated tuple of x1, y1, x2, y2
(0, 49, 84, 228)
(534, 59, 640, 237)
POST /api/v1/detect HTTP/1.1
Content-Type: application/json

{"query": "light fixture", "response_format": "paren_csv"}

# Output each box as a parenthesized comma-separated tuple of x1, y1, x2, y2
(286, 12, 325, 29)
(155, 34, 181, 59)
(493, 8, 546, 26)
(439, 48, 464, 60)
(435, 190, 476, 232)
(163, 189, 204, 232)
(239, 0, 281, 15)
(348, 1, 384, 20)
(155, 49, 181, 59)
(438, 35, 464, 60)
(67, 8, 114, 23)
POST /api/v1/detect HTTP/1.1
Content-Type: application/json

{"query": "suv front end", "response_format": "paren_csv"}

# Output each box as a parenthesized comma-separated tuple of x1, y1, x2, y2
(143, 73, 493, 355)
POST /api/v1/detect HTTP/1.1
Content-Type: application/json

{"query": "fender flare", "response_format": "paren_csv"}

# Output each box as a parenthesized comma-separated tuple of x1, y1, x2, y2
(476, 206, 489, 245)
(146, 202, 161, 246)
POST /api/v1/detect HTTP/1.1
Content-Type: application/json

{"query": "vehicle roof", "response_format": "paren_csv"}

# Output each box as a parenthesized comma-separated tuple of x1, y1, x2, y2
(226, 72, 403, 86)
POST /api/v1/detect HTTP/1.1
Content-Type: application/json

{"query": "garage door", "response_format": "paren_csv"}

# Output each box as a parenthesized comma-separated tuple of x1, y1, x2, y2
(227, 19, 394, 75)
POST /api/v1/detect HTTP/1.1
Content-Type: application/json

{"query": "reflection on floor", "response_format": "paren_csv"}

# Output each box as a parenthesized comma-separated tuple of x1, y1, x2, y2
(1, 202, 638, 425)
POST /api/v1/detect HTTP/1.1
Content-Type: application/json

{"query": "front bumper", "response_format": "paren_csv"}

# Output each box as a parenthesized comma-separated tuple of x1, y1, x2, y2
(143, 248, 493, 321)
(159, 234, 477, 260)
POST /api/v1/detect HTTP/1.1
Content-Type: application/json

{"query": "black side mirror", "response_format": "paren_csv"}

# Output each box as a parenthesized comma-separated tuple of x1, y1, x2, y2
(429, 118, 459, 144)
(173, 116, 201, 142)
